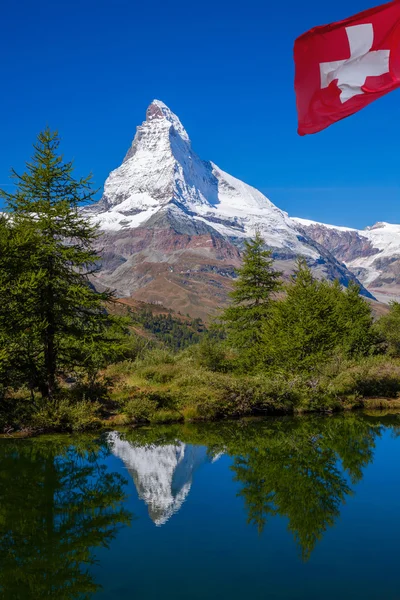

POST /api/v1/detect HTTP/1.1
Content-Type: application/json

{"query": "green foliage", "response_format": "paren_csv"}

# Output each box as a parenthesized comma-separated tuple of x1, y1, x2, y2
(329, 356, 400, 399)
(0, 390, 37, 433)
(0, 437, 131, 598)
(334, 280, 376, 356)
(64, 316, 145, 389)
(0, 215, 45, 395)
(0, 392, 105, 434)
(194, 333, 232, 372)
(375, 301, 400, 356)
(264, 260, 375, 374)
(134, 347, 176, 366)
(103, 344, 400, 425)
(123, 396, 158, 423)
(0, 129, 119, 400)
(221, 232, 282, 371)
(30, 398, 103, 432)
(132, 308, 205, 351)
(121, 412, 393, 560)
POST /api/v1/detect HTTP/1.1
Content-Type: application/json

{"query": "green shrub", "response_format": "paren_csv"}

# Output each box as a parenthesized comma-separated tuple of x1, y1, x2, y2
(194, 336, 231, 373)
(31, 398, 102, 432)
(68, 376, 112, 403)
(0, 390, 36, 432)
(106, 360, 136, 379)
(123, 397, 157, 423)
(150, 409, 184, 424)
(329, 357, 400, 399)
(140, 364, 179, 384)
(375, 301, 400, 356)
(136, 348, 175, 367)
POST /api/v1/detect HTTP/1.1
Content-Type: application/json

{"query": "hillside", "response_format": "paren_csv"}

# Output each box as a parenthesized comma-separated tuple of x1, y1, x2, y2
(87, 100, 372, 318)
(295, 219, 400, 303)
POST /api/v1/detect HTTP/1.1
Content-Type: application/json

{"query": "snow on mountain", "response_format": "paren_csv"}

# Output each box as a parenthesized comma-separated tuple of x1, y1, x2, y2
(294, 218, 400, 301)
(86, 100, 373, 315)
(108, 432, 211, 525)
(90, 99, 318, 257)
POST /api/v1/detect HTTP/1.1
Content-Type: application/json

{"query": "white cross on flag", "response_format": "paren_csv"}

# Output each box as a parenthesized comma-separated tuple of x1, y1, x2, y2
(294, 0, 400, 135)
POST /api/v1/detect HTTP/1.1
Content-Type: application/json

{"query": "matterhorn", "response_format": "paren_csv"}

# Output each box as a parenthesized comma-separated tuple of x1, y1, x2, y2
(88, 100, 370, 318)
(108, 433, 211, 526)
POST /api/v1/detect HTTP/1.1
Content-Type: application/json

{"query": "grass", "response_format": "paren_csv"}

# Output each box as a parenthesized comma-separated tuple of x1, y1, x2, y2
(3, 351, 400, 435)
(103, 351, 400, 425)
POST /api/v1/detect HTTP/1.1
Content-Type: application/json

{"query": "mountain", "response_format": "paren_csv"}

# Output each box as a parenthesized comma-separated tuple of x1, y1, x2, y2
(108, 433, 211, 525)
(294, 219, 400, 303)
(88, 100, 372, 318)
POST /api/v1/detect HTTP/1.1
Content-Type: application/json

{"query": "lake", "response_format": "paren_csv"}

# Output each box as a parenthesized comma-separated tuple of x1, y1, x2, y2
(1, 412, 400, 599)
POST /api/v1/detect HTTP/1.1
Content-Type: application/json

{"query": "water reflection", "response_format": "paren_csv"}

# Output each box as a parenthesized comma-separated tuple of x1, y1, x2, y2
(0, 436, 131, 600)
(1, 412, 399, 600)
(108, 432, 211, 525)
(117, 414, 399, 559)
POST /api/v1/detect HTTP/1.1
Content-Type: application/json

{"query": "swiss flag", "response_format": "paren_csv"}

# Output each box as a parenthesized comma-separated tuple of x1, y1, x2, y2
(294, 0, 400, 135)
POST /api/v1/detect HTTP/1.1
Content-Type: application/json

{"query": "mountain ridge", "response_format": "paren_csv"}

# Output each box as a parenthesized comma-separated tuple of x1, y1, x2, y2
(294, 218, 400, 302)
(87, 100, 375, 318)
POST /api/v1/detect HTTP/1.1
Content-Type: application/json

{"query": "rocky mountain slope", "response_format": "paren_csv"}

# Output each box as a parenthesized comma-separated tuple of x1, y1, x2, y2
(88, 100, 372, 318)
(294, 219, 400, 302)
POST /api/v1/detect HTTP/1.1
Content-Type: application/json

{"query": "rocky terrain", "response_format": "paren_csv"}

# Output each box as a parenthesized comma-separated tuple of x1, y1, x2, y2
(294, 219, 400, 303)
(88, 100, 371, 318)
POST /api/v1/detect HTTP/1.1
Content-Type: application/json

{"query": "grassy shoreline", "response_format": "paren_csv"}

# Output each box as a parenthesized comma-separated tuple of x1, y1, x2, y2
(3, 351, 400, 437)
(2, 400, 400, 439)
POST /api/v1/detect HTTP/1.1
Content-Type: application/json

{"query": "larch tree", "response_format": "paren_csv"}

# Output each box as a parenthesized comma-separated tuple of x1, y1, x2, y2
(265, 260, 375, 373)
(221, 231, 282, 371)
(265, 259, 340, 373)
(0, 128, 116, 400)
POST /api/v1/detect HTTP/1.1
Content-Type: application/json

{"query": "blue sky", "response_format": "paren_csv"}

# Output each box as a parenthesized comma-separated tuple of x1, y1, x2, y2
(1, 0, 399, 228)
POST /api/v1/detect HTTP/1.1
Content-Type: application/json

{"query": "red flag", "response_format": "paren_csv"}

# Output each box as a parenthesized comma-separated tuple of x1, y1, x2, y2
(294, 1, 400, 135)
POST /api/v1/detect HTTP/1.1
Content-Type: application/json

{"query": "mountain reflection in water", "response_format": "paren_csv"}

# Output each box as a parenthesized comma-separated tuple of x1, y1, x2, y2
(111, 414, 400, 559)
(1, 413, 400, 600)
(108, 432, 213, 525)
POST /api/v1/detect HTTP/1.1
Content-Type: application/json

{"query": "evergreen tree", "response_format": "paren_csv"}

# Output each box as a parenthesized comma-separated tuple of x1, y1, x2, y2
(375, 301, 400, 356)
(265, 259, 339, 372)
(221, 232, 282, 370)
(334, 280, 375, 356)
(0, 214, 45, 397)
(0, 128, 115, 399)
(265, 260, 375, 373)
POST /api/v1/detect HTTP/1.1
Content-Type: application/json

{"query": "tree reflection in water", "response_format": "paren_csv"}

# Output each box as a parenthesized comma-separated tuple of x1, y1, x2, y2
(119, 413, 397, 560)
(1, 411, 397, 600)
(231, 416, 378, 560)
(0, 436, 131, 600)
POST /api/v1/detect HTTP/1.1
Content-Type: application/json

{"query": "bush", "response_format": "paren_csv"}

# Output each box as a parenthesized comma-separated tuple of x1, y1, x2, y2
(0, 390, 36, 432)
(141, 364, 179, 384)
(329, 357, 400, 399)
(106, 360, 136, 379)
(375, 301, 400, 356)
(31, 398, 102, 432)
(150, 409, 184, 424)
(136, 348, 175, 367)
(123, 397, 158, 423)
(194, 336, 231, 373)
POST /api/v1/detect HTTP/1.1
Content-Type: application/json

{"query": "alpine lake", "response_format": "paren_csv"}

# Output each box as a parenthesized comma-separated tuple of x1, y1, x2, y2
(1, 412, 400, 599)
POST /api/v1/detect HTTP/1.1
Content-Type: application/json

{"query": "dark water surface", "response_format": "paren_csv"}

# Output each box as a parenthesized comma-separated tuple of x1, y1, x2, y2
(1, 413, 400, 599)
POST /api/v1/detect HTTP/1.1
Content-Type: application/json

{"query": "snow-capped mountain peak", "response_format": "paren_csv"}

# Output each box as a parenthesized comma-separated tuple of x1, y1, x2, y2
(91, 100, 318, 257)
(88, 100, 373, 313)
(293, 218, 400, 301)
(144, 99, 189, 141)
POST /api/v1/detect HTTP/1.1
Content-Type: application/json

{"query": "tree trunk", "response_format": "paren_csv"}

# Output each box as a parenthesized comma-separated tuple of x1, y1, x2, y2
(44, 324, 56, 401)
